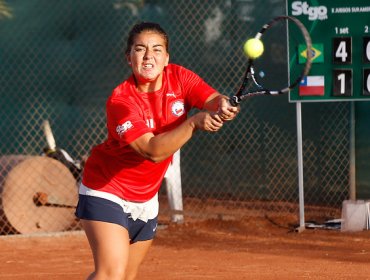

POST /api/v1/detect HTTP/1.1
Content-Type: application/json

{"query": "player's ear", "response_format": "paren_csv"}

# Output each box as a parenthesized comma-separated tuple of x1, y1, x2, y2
(164, 53, 169, 66)
(126, 54, 132, 66)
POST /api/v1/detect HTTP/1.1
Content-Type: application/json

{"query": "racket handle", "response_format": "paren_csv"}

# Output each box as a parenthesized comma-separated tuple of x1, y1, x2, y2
(229, 96, 239, 107)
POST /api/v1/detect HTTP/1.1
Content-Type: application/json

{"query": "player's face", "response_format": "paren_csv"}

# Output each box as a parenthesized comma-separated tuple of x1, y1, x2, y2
(128, 31, 169, 91)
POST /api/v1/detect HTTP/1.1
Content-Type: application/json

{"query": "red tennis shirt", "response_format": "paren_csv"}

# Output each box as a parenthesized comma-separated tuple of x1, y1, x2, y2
(82, 64, 217, 202)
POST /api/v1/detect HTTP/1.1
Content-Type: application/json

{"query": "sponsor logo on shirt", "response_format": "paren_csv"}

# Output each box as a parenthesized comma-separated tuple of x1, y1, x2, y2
(166, 92, 176, 98)
(146, 118, 154, 129)
(116, 121, 133, 137)
(171, 101, 185, 117)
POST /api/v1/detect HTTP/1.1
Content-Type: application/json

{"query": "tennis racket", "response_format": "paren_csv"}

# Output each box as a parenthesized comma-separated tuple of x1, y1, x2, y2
(42, 119, 82, 180)
(229, 15, 312, 106)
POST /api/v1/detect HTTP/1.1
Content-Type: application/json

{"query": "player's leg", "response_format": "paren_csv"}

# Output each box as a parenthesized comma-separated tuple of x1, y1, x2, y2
(124, 216, 157, 279)
(81, 219, 130, 280)
(76, 187, 158, 279)
(76, 193, 133, 279)
(124, 239, 153, 280)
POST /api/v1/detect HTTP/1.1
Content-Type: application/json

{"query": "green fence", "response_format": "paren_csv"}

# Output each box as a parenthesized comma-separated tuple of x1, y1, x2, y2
(0, 0, 369, 235)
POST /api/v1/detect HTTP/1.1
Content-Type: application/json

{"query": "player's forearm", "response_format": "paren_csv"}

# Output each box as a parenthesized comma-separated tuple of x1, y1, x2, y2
(133, 117, 197, 163)
(203, 92, 228, 112)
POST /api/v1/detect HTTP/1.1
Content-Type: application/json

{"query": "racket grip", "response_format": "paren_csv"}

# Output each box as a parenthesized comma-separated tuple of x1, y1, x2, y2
(229, 96, 239, 107)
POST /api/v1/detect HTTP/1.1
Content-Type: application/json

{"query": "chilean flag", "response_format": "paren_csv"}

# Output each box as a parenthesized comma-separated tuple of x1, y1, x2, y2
(299, 76, 325, 96)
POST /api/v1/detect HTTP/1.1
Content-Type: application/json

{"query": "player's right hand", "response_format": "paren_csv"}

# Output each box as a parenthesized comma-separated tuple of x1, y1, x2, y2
(218, 96, 240, 121)
(192, 112, 223, 132)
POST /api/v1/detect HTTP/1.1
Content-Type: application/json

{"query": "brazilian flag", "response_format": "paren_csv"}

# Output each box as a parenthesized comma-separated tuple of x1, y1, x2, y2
(298, 44, 324, 64)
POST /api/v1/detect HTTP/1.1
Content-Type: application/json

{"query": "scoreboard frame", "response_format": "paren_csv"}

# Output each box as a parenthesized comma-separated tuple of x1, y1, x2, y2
(287, 0, 370, 102)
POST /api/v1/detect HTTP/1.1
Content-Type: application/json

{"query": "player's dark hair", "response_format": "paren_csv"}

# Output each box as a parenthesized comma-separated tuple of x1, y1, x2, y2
(125, 22, 169, 55)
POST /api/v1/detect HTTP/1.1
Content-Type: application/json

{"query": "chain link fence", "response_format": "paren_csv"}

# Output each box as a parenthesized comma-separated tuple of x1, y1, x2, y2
(0, 0, 351, 235)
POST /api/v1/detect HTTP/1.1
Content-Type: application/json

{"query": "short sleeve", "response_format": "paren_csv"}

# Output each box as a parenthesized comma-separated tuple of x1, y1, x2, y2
(106, 96, 151, 146)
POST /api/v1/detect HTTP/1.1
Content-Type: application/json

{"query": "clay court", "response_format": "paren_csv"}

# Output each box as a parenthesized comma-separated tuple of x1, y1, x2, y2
(1, 217, 370, 280)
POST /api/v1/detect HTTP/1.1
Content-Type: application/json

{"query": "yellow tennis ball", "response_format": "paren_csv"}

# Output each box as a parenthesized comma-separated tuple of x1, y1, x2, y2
(243, 38, 264, 59)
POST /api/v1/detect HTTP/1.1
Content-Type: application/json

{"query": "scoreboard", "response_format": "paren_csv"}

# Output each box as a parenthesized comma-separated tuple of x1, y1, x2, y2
(288, 0, 370, 102)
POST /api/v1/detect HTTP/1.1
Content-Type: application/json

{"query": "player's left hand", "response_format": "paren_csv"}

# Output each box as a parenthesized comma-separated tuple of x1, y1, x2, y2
(218, 96, 240, 121)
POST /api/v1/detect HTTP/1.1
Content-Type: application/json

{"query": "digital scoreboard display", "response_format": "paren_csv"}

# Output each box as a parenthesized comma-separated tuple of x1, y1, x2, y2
(287, 0, 370, 102)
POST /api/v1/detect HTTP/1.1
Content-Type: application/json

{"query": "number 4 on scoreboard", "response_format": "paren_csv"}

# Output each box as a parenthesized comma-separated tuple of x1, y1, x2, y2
(333, 37, 352, 64)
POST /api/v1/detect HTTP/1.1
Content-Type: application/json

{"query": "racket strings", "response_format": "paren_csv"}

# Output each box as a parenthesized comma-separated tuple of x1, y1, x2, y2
(236, 65, 265, 99)
(231, 15, 312, 105)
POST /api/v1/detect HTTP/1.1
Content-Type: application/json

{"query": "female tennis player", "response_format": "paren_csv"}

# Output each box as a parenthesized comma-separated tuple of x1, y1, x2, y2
(75, 21, 239, 280)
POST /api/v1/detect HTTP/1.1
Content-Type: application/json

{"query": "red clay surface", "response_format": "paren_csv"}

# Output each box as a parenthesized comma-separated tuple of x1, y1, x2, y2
(1, 217, 370, 280)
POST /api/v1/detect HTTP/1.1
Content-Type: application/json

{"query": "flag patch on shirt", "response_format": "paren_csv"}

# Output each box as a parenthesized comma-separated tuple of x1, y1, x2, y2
(171, 100, 185, 117)
(299, 76, 325, 96)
